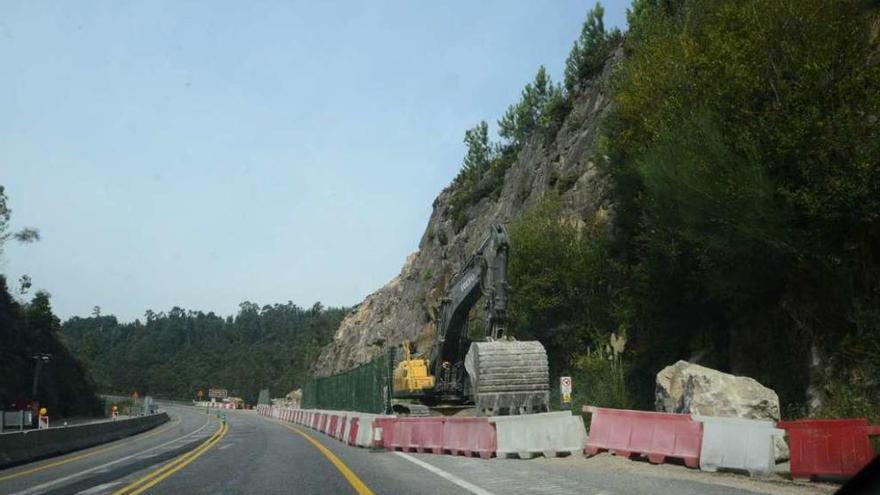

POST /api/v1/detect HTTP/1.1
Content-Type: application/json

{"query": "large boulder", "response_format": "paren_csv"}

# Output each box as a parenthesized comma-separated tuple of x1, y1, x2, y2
(655, 360, 789, 461)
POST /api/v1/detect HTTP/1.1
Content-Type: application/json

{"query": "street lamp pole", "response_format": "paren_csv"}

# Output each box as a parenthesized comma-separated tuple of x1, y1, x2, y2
(31, 353, 51, 427)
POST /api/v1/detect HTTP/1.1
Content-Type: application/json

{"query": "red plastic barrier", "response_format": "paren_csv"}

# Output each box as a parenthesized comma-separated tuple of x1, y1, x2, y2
(328, 415, 339, 436)
(383, 417, 445, 454)
(347, 417, 360, 446)
(336, 416, 347, 440)
(373, 417, 496, 458)
(584, 406, 702, 468)
(319, 413, 329, 433)
(312, 413, 321, 430)
(373, 417, 396, 449)
(779, 419, 880, 480)
(443, 418, 496, 459)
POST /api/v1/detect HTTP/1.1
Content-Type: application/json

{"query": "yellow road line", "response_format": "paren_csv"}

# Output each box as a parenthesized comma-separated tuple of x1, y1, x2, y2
(111, 420, 227, 495)
(0, 417, 181, 482)
(125, 422, 227, 495)
(282, 424, 374, 495)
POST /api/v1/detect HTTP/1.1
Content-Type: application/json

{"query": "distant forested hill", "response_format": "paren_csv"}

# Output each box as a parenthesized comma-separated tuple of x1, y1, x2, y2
(61, 302, 346, 403)
(0, 276, 103, 417)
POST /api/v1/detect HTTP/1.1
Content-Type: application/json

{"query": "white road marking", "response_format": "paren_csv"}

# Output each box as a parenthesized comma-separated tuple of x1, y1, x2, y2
(218, 444, 233, 450)
(11, 417, 214, 495)
(393, 452, 495, 495)
(74, 481, 122, 494)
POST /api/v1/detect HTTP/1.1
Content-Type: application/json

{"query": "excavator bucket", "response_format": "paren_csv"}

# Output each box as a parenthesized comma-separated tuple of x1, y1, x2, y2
(464, 340, 550, 415)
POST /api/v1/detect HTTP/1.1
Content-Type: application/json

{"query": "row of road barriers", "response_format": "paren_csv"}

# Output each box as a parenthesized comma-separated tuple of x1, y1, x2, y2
(257, 403, 878, 483)
(255, 404, 587, 459)
(256, 404, 389, 448)
(583, 405, 880, 481)
(194, 401, 236, 410)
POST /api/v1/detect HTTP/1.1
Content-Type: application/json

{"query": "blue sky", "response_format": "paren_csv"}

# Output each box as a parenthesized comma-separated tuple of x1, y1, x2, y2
(1, 1, 629, 322)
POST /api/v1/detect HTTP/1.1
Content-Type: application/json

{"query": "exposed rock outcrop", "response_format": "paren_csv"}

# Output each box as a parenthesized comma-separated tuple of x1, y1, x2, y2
(312, 48, 623, 377)
(655, 360, 789, 461)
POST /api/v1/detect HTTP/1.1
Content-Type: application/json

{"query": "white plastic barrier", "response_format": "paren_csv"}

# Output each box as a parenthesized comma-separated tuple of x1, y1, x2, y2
(694, 416, 785, 477)
(490, 411, 588, 459)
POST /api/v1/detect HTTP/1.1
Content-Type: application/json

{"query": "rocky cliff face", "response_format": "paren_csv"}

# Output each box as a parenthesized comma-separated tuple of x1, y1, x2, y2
(312, 49, 622, 376)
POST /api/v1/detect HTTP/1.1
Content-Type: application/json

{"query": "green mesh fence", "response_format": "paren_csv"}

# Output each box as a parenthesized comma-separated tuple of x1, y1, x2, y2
(301, 352, 390, 413)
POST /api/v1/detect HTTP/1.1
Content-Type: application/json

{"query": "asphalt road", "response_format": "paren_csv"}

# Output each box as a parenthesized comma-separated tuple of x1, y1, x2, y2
(0, 406, 823, 495)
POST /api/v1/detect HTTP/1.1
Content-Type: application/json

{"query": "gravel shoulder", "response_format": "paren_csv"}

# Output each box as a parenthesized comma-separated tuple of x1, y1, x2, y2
(536, 453, 840, 495)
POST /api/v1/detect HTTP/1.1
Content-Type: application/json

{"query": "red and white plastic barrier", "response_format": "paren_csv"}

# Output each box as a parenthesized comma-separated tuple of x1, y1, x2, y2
(779, 418, 880, 481)
(196, 401, 236, 410)
(584, 406, 702, 468)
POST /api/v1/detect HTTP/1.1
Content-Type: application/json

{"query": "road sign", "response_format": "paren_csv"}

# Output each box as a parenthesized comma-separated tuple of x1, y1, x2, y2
(560, 376, 572, 394)
(208, 388, 228, 399)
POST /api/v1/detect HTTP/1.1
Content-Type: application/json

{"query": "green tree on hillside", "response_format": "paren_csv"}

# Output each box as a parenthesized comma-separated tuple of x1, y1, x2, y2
(499, 66, 557, 148)
(0, 186, 39, 256)
(564, 2, 620, 95)
(455, 121, 493, 187)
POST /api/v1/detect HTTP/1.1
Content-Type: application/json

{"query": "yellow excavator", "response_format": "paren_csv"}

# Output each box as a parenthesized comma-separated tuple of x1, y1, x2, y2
(392, 224, 550, 416)
(393, 340, 434, 393)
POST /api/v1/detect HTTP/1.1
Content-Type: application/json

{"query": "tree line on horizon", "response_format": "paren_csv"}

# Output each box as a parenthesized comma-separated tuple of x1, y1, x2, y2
(61, 301, 346, 404)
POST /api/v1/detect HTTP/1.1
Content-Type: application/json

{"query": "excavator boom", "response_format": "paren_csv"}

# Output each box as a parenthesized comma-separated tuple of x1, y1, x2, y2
(411, 223, 550, 415)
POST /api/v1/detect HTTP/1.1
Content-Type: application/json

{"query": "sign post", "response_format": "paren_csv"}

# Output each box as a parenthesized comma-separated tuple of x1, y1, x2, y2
(38, 408, 49, 429)
(208, 389, 228, 400)
(560, 376, 572, 409)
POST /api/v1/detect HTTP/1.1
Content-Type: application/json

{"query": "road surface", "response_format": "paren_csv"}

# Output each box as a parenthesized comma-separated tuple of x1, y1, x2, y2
(0, 405, 832, 495)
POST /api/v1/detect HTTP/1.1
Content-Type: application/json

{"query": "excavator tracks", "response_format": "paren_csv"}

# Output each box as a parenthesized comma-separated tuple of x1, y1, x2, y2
(464, 340, 550, 415)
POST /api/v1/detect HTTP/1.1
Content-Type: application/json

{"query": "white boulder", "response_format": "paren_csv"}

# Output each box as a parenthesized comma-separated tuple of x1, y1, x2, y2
(656, 360, 789, 461)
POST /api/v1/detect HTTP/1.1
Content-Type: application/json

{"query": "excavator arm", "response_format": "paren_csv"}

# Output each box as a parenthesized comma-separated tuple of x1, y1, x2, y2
(430, 224, 508, 378)
(426, 224, 549, 414)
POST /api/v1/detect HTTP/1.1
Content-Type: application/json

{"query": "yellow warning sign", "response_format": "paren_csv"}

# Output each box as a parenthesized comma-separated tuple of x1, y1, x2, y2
(562, 392, 572, 403)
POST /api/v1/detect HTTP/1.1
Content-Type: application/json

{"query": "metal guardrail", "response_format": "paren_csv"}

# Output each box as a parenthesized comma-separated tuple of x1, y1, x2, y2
(0, 410, 34, 432)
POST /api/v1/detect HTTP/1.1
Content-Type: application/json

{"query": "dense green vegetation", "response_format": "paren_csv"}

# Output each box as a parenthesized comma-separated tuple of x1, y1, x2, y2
(61, 302, 346, 404)
(605, 0, 879, 419)
(450, 1, 880, 418)
(0, 279, 104, 417)
(0, 186, 103, 418)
